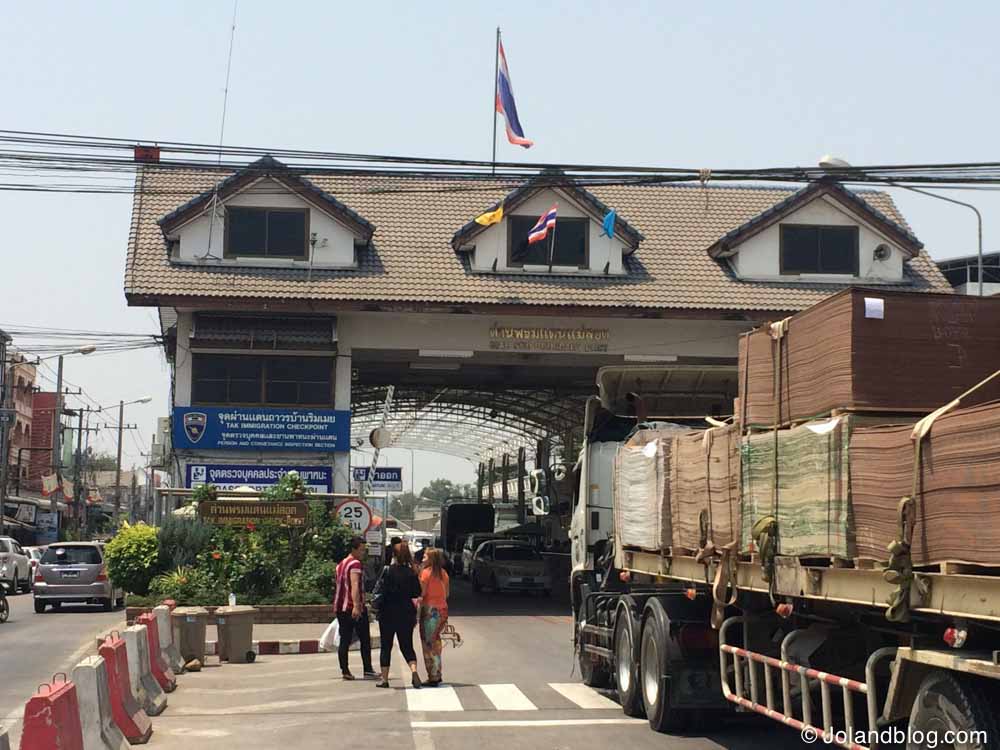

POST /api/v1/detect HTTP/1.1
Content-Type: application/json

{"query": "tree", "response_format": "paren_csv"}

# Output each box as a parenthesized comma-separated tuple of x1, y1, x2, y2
(389, 491, 421, 520)
(420, 479, 476, 504)
(87, 452, 118, 472)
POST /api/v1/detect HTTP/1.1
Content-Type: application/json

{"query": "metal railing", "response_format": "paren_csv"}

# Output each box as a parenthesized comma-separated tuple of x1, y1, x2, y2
(719, 616, 896, 750)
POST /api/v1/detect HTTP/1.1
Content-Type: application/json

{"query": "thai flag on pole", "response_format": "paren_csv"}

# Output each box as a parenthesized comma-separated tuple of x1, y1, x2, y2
(527, 204, 558, 244)
(496, 41, 533, 148)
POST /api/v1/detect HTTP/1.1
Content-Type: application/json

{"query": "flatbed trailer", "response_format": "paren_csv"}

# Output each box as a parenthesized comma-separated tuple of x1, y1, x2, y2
(567, 367, 1000, 750)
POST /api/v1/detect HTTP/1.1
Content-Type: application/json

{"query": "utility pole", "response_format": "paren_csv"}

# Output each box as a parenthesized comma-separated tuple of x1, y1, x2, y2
(114, 400, 124, 526)
(51, 354, 64, 519)
(0, 328, 13, 537)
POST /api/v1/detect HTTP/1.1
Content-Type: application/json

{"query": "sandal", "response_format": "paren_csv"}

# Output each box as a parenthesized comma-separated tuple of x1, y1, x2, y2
(411, 673, 423, 689)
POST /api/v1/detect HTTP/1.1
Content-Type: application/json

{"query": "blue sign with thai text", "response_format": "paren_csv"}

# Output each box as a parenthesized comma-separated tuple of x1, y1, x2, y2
(351, 466, 404, 492)
(172, 407, 351, 452)
(185, 464, 333, 493)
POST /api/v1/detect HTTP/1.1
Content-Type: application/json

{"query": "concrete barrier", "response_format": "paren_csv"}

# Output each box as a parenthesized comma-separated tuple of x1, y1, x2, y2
(19, 675, 85, 750)
(98, 636, 152, 744)
(153, 605, 184, 673)
(136, 614, 176, 693)
(72, 655, 130, 750)
(123, 626, 167, 717)
(0, 725, 9, 750)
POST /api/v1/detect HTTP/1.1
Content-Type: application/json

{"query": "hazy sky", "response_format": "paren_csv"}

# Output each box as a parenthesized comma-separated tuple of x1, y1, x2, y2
(2, 1, 998, 486)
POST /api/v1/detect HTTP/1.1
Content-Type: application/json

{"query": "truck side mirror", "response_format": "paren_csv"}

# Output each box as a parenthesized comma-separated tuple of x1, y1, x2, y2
(531, 495, 550, 516)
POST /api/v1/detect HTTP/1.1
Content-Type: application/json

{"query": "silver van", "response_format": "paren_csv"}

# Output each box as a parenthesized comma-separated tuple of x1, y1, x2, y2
(33, 542, 124, 613)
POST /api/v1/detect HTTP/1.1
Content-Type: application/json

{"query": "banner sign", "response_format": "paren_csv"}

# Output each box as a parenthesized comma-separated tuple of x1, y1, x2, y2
(173, 407, 351, 452)
(198, 500, 308, 527)
(36, 509, 59, 544)
(15, 502, 36, 525)
(186, 464, 333, 493)
(351, 467, 403, 493)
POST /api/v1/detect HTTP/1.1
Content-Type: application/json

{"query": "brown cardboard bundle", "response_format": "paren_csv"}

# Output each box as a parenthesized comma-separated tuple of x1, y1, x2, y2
(670, 424, 740, 552)
(738, 289, 1000, 428)
(851, 400, 1000, 566)
(740, 417, 851, 558)
(613, 429, 676, 551)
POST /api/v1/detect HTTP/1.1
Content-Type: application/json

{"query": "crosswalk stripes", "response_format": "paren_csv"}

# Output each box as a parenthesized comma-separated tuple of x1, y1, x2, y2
(403, 682, 620, 713)
(479, 684, 537, 711)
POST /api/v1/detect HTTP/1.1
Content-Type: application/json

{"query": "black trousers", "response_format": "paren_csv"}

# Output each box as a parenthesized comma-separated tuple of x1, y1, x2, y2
(337, 610, 373, 675)
(378, 617, 417, 668)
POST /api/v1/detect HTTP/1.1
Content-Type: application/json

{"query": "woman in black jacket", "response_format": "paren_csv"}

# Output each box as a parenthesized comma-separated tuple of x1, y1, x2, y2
(376, 542, 423, 688)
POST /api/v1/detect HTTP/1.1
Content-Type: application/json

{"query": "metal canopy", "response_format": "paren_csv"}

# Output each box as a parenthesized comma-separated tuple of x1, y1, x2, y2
(350, 385, 588, 461)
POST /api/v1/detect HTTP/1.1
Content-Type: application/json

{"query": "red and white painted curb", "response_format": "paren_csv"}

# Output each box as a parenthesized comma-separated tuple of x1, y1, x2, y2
(205, 639, 323, 656)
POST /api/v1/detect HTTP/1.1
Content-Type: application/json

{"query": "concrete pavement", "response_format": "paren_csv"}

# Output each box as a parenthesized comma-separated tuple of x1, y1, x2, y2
(139, 580, 811, 750)
(0, 588, 123, 745)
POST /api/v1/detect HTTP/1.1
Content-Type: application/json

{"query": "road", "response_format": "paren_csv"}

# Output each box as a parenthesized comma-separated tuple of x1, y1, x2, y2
(0, 588, 122, 740)
(147, 579, 810, 750)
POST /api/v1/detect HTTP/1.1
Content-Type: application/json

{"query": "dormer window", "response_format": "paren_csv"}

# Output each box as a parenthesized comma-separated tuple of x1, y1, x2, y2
(225, 207, 309, 259)
(507, 216, 589, 269)
(780, 225, 859, 275)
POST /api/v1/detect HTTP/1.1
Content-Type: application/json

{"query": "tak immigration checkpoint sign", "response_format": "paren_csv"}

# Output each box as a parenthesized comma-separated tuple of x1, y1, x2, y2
(173, 407, 351, 452)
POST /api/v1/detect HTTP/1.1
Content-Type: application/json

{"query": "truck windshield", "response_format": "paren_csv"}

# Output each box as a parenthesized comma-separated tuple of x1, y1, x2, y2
(42, 546, 102, 565)
(494, 546, 538, 561)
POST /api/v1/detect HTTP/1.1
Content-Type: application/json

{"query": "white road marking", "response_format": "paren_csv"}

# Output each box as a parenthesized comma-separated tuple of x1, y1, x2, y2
(411, 719, 644, 728)
(406, 686, 464, 712)
(479, 684, 537, 711)
(548, 683, 621, 710)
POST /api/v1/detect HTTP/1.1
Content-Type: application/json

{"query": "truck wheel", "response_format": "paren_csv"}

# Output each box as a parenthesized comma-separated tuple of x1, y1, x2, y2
(614, 601, 645, 717)
(578, 610, 610, 688)
(907, 671, 999, 750)
(640, 598, 689, 733)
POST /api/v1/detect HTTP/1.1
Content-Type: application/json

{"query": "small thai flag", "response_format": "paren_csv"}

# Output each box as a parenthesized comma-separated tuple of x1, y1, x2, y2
(496, 41, 533, 148)
(528, 204, 558, 244)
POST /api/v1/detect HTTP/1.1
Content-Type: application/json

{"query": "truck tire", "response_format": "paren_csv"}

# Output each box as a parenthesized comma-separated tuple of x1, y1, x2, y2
(640, 598, 689, 733)
(614, 598, 645, 717)
(577, 608, 610, 688)
(907, 671, 999, 750)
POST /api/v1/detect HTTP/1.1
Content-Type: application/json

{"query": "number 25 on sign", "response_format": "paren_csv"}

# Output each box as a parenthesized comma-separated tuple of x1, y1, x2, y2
(336, 499, 373, 534)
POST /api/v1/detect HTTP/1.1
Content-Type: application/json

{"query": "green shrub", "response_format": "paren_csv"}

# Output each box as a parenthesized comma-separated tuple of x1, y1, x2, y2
(157, 516, 215, 569)
(105, 522, 161, 595)
(283, 552, 336, 600)
(125, 594, 157, 608)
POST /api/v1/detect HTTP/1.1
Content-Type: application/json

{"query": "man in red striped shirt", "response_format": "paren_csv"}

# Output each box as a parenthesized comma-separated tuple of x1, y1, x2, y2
(334, 536, 374, 679)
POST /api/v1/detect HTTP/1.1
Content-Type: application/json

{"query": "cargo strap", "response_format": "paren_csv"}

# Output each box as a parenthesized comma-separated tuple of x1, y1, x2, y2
(751, 515, 778, 604)
(883, 367, 1000, 622)
(710, 541, 738, 629)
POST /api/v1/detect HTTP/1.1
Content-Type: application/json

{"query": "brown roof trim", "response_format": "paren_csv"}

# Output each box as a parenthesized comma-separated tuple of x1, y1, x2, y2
(705, 179, 923, 260)
(126, 293, 779, 321)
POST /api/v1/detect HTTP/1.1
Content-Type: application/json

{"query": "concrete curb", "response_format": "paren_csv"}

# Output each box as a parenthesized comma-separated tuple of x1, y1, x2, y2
(205, 639, 323, 656)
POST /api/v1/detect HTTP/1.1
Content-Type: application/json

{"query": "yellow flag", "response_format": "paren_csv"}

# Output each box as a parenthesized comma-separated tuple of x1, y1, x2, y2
(474, 204, 504, 226)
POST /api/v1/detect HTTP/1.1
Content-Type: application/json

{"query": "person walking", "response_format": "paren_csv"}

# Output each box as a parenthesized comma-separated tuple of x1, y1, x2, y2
(333, 536, 375, 680)
(419, 548, 450, 687)
(375, 541, 423, 689)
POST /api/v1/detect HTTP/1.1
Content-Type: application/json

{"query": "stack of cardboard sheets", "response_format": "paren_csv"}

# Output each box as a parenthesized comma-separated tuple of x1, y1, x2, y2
(614, 429, 675, 551)
(738, 289, 1000, 428)
(740, 417, 852, 558)
(671, 425, 740, 551)
(851, 400, 1000, 566)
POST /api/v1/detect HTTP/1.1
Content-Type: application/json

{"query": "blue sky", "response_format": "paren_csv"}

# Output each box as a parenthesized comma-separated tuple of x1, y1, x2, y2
(1, 0, 997, 484)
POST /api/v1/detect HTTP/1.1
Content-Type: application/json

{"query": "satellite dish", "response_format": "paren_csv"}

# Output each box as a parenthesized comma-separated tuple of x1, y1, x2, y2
(369, 427, 393, 449)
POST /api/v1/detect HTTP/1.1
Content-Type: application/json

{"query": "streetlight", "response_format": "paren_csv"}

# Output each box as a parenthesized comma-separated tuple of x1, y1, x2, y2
(112, 396, 152, 526)
(49, 345, 97, 523)
(818, 156, 985, 297)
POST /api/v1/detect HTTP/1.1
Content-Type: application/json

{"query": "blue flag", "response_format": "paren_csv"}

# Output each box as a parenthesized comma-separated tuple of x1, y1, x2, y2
(602, 210, 616, 238)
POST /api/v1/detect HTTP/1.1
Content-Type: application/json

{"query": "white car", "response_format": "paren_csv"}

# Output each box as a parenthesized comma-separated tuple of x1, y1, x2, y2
(24, 546, 46, 585)
(0, 537, 32, 593)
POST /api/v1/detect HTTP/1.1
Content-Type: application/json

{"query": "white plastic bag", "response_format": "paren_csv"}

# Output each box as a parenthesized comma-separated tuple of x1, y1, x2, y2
(320, 618, 340, 652)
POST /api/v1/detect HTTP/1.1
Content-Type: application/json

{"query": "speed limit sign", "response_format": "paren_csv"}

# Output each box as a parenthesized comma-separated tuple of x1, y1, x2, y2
(336, 499, 373, 534)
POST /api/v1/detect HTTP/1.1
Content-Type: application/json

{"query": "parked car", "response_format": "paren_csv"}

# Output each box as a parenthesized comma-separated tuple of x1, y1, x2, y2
(23, 546, 45, 588)
(33, 542, 124, 613)
(461, 533, 503, 577)
(469, 540, 551, 596)
(0, 537, 32, 593)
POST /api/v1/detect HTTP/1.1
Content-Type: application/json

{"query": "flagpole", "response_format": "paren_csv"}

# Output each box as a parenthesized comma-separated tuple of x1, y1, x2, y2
(547, 212, 557, 273)
(491, 26, 500, 175)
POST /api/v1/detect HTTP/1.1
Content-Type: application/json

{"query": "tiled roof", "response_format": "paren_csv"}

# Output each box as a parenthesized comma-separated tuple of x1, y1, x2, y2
(125, 166, 953, 314)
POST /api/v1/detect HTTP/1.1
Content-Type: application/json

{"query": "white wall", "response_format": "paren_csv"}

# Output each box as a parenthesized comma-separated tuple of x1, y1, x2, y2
(469, 188, 628, 275)
(734, 196, 905, 282)
(173, 179, 359, 267)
